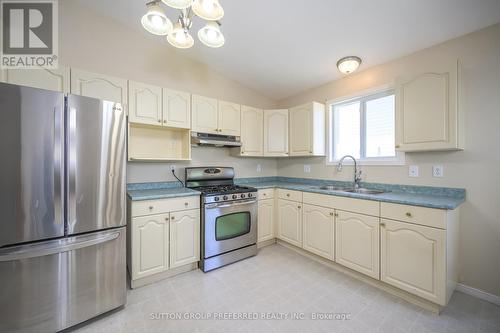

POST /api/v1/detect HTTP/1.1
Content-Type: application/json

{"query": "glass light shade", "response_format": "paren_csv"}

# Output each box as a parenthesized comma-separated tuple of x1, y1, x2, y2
(167, 23, 194, 49)
(337, 56, 362, 74)
(192, 0, 224, 21)
(198, 22, 225, 48)
(161, 0, 192, 9)
(141, 3, 172, 36)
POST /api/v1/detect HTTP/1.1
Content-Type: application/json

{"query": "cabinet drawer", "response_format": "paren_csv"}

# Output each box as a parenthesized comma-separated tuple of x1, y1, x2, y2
(303, 192, 379, 217)
(380, 202, 446, 229)
(278, 189, 302, 202)
(258, 188, 275, 200)
(132, 196, 200, 217)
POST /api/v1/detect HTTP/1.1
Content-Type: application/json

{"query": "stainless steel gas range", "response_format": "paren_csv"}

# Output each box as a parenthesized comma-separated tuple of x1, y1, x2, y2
(185, 167, 258, 272)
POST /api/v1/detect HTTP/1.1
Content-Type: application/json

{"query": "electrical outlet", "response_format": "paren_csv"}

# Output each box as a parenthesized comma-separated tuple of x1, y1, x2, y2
(433, 165, 444, 178)
(409, 165, 419, 178)
(170, 165, 176, 171)
(304, 165, 311, 173)
(256, 164, 262, 173)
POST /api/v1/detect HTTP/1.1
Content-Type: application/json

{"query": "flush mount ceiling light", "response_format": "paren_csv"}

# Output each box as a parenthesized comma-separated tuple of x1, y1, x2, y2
(337, 56, 362, 75)
(141, 2, 173, 36)
(142, 0, 225, 49)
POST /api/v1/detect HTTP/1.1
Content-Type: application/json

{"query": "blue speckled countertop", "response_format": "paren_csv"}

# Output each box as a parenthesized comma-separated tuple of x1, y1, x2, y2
(235, 177, 465, 210)
(127, 182, 200, 201)
(127, 177, 465, 209)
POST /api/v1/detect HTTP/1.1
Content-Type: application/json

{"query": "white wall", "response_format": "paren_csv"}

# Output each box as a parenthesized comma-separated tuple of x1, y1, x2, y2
(278, 24, 500, 297)
(58, 0, 278, 184)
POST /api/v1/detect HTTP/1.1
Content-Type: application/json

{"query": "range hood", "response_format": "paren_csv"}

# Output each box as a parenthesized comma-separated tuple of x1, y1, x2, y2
(191, 132, 242, 147)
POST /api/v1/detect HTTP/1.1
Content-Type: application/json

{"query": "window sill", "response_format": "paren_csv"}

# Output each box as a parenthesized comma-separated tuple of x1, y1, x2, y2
(326, 155, 406, 166)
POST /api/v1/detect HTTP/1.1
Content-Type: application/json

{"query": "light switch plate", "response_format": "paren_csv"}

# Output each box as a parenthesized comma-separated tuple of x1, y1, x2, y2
(304, 165, 311, 173)
(409, 165, 419, 178)
(433, 165, 444, 177)
(256, 164, 262, 173)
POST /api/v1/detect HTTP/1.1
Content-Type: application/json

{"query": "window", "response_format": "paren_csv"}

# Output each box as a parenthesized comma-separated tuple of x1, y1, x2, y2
(328, 90, 404, 165)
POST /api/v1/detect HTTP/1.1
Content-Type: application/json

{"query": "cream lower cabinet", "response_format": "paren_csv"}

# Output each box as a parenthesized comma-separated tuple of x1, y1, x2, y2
(277, 199, 302, 247)
(380, 218, 446, 305)
(335, 211, 380, 279)
(169, 209, 200, 269)
(0, 67, 70, 92)
(131, 213, 170, 280)
(258, 198, 275, 242)
(302, 204, 334, 260)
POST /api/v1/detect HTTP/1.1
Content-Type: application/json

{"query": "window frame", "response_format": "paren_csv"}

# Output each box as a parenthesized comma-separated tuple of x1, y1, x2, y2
(326, 86, 405, 166)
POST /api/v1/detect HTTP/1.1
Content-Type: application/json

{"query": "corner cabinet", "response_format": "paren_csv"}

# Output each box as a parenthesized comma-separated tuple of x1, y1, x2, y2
(239, 105, 264, 156)
(302, 204, 334, 260)
(0, 67, 70, 92)
(264, 109, 289, 156)
(70, 68, 128, 109)
(289, 102, 326, 156)
(128, 80, 162, 126)
(395, 59, 464, 152)
(335, 211, 380, 279)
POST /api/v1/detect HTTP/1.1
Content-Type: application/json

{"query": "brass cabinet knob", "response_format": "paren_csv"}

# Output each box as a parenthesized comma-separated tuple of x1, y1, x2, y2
(329, 212, 334, 216)
(334, 212, 339, 217)
(184, 202, 189, 206)
(163, 120, 167, 123)
(380, 222, 386, 227)
(157, 119, 161, 123)
(263, 193, 267, 196)
(406, 212, 412, 217)
(171, 216, 175, 220)
(286, 193, 290, 197)
(165, 217, 169, 221)
(298, 205, 301, 209)
(395, 144, 400, 148)
(149, 206, 154, 210)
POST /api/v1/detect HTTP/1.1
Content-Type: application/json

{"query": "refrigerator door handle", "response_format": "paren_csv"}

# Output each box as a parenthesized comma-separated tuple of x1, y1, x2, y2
(54, 106, 63, 226)
(0, 231, 120, 262)
(68, 106, 77, 229)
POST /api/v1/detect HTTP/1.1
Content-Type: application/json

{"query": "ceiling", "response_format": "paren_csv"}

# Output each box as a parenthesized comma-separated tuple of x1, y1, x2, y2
(76, 0, 500, 100)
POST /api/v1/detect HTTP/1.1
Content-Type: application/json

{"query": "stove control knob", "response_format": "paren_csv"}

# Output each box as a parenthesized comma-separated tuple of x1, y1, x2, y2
(232, 194, 237, 199)
(241, 193, 246, 198)
(223, 195, 228, 200)
(214, 197, 220, 202)
(248, 193, 253, 198)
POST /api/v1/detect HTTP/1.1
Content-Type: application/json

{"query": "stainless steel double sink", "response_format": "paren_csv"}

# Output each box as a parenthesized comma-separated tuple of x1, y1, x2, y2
(316, 185, 386, 195)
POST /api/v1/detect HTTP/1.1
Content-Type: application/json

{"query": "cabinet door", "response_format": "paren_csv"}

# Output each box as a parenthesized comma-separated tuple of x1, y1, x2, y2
(289, 104, 312, 156)
(264, 109, 288, 156)
(0, 67, 70, 92)
(277, 199, 302, 247)
(163, 88, 191, 129)
(258, 199, 275, 242)
(191, 94, 218, 134)
(131, 213, 169, 280)
(380, 219, 446, 305)
(303, 204, 334, 260)
(240, 105, 264, 156)
(396, 59, 461, 151)
(218, 101, 241, 136)
(128, 80, 162, 126)
(169, 209, 200, 269)
(335, 211, 379, 279)
(71, 69, 127, 107)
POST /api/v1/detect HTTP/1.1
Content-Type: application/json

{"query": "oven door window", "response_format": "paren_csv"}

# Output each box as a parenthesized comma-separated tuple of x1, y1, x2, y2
(215, 212, 251, 241)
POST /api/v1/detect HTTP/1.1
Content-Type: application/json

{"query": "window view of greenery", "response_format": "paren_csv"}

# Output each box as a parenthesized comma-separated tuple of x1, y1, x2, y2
(331, 92, 395, 162)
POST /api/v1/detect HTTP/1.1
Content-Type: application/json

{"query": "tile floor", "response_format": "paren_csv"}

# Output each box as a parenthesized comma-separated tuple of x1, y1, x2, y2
(71, 244, 500, 333)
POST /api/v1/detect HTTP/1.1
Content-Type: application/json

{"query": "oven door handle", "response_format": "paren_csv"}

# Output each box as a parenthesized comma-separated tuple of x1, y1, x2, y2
(205, 199, 257, 209)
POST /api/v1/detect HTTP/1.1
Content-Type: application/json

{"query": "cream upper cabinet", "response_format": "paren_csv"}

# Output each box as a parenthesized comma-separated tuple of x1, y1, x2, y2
(302, 204, 334, 260)
(264, 109, 289, 156)
(258, 199, 275, 242)
(71, 69, 127, 108)
(289, 102, 325, 156)
(277, 199, 302, 247)
(396, 59, 463, 152)
(131, 213, 169, 280)
(169, 209, 200, 269)
(0, 67, 70, 92)
(380, 218, 446, 305)
(191, 94, 218, 134)
(163, 88, 191, 129)
(218, 100, 241, 136)
(335, 211, 380, 279)
(240, 105, 264, 156)
(128, 80, 162, 126)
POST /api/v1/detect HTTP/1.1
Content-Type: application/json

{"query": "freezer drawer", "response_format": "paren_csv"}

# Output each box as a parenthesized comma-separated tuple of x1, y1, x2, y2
(0, 228, 126, 333)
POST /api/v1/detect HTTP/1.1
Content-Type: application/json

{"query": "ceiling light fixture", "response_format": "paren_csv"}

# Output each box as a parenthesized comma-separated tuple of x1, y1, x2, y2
(142, 0, 225, 49)
(337, 56, 362, 75)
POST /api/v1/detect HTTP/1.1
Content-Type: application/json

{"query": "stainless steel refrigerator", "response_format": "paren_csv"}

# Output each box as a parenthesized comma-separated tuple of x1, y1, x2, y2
(0, 82, 127, 332)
